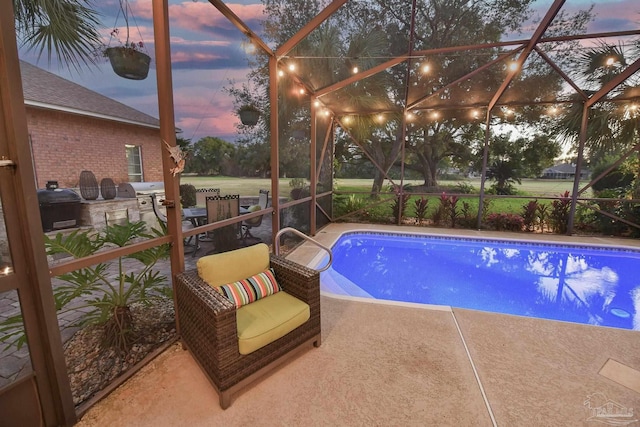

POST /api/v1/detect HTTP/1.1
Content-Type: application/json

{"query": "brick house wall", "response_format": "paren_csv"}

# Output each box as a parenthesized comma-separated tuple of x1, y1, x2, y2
(26, 107, 162, 189)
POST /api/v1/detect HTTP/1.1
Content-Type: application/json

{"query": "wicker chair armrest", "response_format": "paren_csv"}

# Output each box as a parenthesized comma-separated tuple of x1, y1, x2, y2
(176, 270, 235, 313)
(175, 270, 240, 360)
(270, 254, 319, 304)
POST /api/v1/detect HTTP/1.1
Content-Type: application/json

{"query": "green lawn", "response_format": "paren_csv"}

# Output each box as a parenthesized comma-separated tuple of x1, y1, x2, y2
(182, 176, 588, 199)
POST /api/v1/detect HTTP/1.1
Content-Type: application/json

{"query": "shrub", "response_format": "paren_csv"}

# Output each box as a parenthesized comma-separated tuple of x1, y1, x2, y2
(455, 181, 476, 194)
(458, 201, 477, 228)
(179, 183, 197, 207)
(536, 203, 549, 233)
(521, 200, 539, 232)
(414, 197, 429, 223)
(391, 187, 409, 220)
(550, 191, 571, 234)
(345, 194, 366, 213)
(485, 213, 524, 232)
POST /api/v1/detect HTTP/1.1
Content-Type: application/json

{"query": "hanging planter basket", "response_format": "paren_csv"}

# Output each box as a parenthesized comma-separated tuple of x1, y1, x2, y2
(238, 106, 260, 126)
(106, 47, 151, 80)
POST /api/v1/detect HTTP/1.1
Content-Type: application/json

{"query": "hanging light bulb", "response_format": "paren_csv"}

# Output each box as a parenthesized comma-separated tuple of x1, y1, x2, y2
(422, 63, 430, 73)
(343, 115, 352, 124)
(313, 99, 321, 108)
(405, 112, 414, 121)
(508, 61, 519, 72)
(377, 114, 385, 123)
(471, 110, 480, 119)
(278, 69, 284, 77)
(606, 57, 615, 66)
(431, 111, 439, 120)
(299, 87, 306, 95)
(288, 63, 296, 72)
(352, 65, 359, 74)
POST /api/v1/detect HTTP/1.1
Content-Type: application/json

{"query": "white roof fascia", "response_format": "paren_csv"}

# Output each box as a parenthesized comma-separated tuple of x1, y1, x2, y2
(25, 100, 160, 130)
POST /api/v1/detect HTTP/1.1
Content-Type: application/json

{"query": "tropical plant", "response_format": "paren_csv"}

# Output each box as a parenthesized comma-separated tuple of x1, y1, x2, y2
(414, 197, 429, 223)
(458, 201, 476, 229)
(549, 191, 572, 234)
(521, 200, 539, 232)
(13, 0, 102, 69)
(536, 203, 549, 233)
(391, 190, 409, 221)
(0, 221, 171, 353)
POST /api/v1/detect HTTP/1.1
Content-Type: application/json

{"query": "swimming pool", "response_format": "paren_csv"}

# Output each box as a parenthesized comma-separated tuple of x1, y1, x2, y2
(320, 231, 640, 331)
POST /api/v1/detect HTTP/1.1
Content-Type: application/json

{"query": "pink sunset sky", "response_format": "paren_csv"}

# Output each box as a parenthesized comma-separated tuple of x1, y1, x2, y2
(18, 0, 640, 143)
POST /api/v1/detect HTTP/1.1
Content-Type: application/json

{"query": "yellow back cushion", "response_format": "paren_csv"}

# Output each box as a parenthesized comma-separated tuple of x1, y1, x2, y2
(197, 243, 270, 287)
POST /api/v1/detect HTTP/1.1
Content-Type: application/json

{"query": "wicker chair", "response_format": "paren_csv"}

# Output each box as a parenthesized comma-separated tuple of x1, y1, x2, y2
(175, 249, 321, 409)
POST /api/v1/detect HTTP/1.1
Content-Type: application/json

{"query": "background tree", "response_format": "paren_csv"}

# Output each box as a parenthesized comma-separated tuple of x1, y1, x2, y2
(474, 132, 560, 194)
(188, 136, 236, 176)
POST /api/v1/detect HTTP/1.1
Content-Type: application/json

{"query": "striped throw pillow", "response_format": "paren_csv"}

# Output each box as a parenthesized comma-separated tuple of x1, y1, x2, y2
(217, 268, 281, 308)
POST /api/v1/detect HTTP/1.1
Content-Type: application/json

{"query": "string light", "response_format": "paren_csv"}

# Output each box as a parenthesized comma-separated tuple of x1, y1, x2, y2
(299, 88, 306, 95)
(405, 112, 414, 121)
(508, 61, 519, 72)
(352, 66, 359, 74)
(376, 114, 385, 123)
(606, 57, 615, 66)
(343, 115, 352, 124)
(313, 100, 321, 108)
(422, 64, 430, 73)
(431, 111, 439, 120)
(288, 63, 296, 72)
(471, 110, 480, 119)
(278, 69, 284, 77)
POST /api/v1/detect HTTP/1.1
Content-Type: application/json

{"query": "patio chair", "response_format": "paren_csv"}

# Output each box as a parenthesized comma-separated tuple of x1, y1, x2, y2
(195, 188, 220, 207)
(175, 243, 321, 409)
(149, 193, 200, 255)
(206, 194, 241, 252)
(240, 190, 269, 244)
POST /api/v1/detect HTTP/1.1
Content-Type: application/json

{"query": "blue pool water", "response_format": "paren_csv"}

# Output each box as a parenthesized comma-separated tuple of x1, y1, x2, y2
(321, 232, 640, 331)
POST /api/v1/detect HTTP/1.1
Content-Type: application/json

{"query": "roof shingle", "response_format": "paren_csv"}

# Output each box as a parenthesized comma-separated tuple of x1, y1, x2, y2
(20, 61, 159, 128)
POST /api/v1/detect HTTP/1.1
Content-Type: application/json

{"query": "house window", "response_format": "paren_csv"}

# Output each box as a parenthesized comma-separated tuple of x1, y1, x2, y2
(125, 145, 143, 182)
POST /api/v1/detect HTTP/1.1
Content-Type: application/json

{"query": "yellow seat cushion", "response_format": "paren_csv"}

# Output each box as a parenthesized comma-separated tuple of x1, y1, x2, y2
(197, 243, 270, 287)
(236, 291, 310, 355)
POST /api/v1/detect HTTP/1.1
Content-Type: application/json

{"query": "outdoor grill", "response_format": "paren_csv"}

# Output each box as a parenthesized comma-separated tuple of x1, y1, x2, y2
(37, 181, 82, 232)
(117, 181, 165, 226)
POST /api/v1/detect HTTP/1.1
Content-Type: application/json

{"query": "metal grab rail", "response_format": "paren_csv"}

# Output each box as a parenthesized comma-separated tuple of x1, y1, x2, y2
(274, 227, 333, 272)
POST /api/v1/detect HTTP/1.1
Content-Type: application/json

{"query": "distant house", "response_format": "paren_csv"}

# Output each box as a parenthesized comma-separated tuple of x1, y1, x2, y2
(541, 163, 590, 180)
(20, 61, 162, 189)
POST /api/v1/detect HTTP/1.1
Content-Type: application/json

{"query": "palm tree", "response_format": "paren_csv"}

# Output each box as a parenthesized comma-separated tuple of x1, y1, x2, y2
(13, 0, 103, 70)
(554, 42, 640, 160)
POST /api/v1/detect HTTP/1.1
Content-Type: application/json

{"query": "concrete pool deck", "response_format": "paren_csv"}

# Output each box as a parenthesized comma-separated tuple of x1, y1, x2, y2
(77, 223, 640, 426)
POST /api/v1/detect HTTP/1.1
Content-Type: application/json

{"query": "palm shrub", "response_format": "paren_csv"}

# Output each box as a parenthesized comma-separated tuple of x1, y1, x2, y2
(1, 221, 171, 353)
(458, 201, 476, 229)
(448, 195, 460, 228)
(391, 193, 409, 221)
(536, 203, 549, 233)
(521, 200, 539, 232)
(550, 191, 571, 234)
(414, 197, 429, 223)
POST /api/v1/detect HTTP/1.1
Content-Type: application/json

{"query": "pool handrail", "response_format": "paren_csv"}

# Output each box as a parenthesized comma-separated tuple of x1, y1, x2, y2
(274, 227, 333, 272)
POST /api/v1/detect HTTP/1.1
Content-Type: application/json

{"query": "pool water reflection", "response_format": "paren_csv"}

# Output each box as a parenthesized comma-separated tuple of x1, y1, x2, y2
(322, 232, 640, 331)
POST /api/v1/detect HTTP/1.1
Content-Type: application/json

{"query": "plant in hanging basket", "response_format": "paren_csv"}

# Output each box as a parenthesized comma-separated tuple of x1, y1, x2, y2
(238, 104, 260, 126)
(104, 29, 151, 80)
